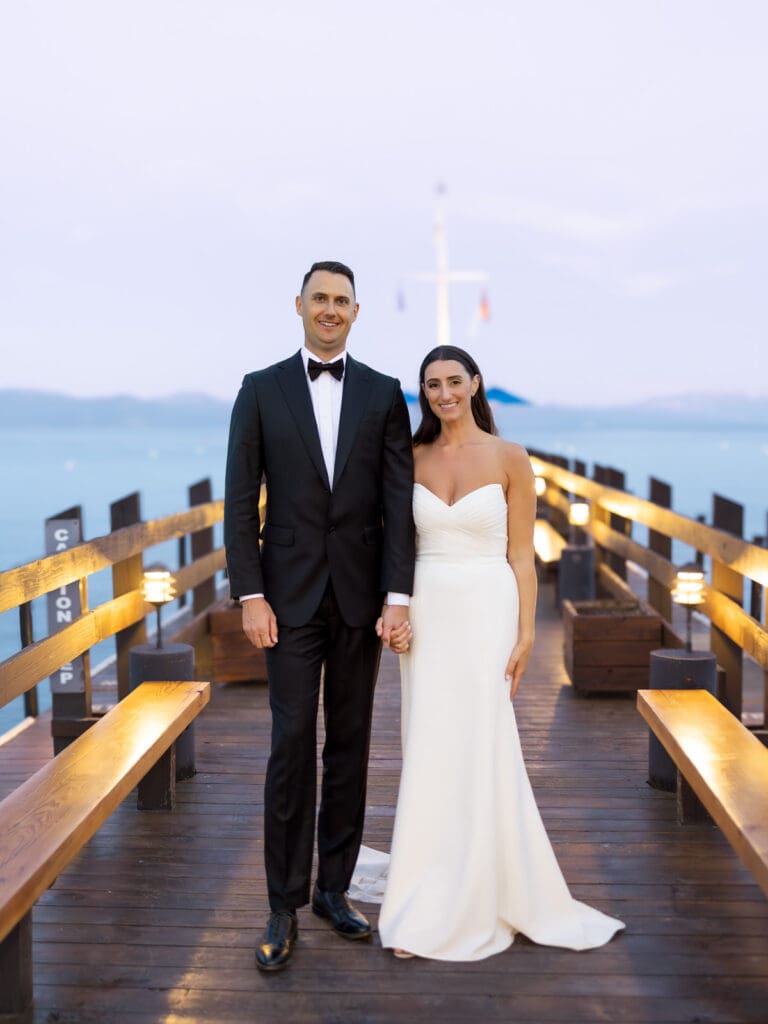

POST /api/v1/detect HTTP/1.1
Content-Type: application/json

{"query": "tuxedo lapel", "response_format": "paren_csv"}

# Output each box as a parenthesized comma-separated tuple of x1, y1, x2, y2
(275, 352, 331, 490)
(333, 355, 373, 488)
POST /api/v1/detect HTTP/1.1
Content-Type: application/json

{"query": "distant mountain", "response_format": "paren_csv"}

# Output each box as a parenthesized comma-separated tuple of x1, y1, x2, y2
(1, 388, 766, 429)
(0, 390, 232, 428)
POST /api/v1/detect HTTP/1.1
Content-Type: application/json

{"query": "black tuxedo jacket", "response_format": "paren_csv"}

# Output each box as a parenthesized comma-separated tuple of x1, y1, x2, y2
(224, 351, 415, 628)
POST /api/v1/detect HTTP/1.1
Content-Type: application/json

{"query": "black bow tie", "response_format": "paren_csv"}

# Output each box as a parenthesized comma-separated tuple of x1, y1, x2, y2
(307, 357, 344, 382)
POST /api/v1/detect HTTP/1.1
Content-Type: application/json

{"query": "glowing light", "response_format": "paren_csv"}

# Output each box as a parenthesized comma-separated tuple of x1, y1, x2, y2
(534, 476, 547, 497)
(671, 564, 705, 607)
(568, 502, 590, 527)
(142, 565, 176, 606)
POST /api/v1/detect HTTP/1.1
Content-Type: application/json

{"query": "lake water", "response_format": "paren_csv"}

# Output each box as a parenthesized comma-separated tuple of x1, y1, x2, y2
(1, 409, 766, 733)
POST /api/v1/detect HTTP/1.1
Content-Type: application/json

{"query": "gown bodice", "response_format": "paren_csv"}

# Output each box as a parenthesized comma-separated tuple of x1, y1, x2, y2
(413, 482, 508, 563)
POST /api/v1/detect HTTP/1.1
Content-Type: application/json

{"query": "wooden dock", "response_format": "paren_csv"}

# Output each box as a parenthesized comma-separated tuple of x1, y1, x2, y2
(2, 581, 768, 1024)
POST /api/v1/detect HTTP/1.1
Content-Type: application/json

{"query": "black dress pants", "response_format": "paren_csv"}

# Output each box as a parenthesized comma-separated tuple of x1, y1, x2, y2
(263, 581, 382, 912)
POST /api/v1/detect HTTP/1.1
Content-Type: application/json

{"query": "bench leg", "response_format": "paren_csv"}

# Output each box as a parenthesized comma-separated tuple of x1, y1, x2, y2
(676, 770, 712, 824)
(137, 744, 176, 810)
(0, 911, 33, 1020)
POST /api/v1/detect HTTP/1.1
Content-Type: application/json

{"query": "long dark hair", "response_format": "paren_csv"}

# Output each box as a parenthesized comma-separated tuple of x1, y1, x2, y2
(412, 345, 497, 446)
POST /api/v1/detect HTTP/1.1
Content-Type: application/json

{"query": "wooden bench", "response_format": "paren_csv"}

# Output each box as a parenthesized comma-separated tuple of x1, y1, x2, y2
(0, 680, 210, 1020)
(637, 688, 768, 899)
(534, 518, 567, 578)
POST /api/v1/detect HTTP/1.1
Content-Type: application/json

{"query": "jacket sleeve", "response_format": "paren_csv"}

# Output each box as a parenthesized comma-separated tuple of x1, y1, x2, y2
(380, 380, 416, 595)
(224, 376, 265, 600)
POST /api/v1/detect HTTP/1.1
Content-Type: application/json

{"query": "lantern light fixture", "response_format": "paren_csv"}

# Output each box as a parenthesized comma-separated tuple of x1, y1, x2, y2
(671, 562, 706, 651)
(568, 502, 590, 527)
(141, 563, 177, 649)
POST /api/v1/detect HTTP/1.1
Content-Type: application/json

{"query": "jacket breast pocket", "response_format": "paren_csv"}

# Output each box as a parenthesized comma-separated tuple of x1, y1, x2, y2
(260, 524, 295, 547)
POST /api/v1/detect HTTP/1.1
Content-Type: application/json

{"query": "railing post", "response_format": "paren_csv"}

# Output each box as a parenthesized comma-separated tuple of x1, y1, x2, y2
(711, 494, 744, 719)
(177, 535, 188, 608)
(189, 478, 217, 615)
(539, 454, 567, 537)
(648, 478, 673, 623)
(18, 602, 38, 717)
(111, 493, 147, 701)
(570, 458, 588, 545)
(749, 536, 765, 623)
(592, 464, 608, 573)
(605, 467, 629, 581)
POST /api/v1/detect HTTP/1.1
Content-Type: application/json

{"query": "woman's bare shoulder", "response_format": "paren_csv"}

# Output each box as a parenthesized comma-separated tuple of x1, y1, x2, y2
(497, 439, 533, 479)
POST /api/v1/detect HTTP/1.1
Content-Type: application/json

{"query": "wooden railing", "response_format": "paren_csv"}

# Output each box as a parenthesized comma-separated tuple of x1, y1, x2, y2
(0, 479, 227, 728)
(530, 453, 768, 721)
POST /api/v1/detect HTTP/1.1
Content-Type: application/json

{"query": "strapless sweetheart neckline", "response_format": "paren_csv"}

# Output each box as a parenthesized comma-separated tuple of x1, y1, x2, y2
(414, 481, 504, 509)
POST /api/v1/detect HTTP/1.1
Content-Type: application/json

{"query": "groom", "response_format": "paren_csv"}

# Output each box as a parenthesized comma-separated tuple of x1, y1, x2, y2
(224, 261, 415, 971)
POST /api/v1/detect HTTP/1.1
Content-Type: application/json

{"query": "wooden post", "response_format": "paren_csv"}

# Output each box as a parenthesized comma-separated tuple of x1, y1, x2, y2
(19, 602, 38, 717)
(528, 447, 550, 522)
(570, 458, 588, 545)
(0, 912, 32, 1018)
(189, 478, 216, 615)
(605, 467, 629, 581)
(138, 744, 176, 810)
(695, 514, 706, 568)
(648, 478, 673, 623)
(749, 536, 764, 622)
(177, 535, 187, 608)
(541, 455, 566, 538)
(111, 492, 147, 701)
(711, 494, 744, 719)
(592, 464, 608, 573)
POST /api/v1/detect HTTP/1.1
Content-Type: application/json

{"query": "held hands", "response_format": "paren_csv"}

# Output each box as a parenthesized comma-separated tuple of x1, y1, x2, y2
(376, 604, 412, 653)
(505, 638, 533, 701)
(242, 597, 278, 649)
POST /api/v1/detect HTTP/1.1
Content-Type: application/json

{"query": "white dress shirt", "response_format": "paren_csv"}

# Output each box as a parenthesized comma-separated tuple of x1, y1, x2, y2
(241, 347, 408, 608)
(301, 346, 345, 488)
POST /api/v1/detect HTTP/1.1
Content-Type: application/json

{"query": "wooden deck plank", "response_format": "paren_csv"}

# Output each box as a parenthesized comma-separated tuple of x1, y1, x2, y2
(1, 581, 767, 1023)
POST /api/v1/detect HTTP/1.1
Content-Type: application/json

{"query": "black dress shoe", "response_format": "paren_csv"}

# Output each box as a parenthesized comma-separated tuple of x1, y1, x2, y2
(255, 911, 298, 972)
(311, 884, 371, 940)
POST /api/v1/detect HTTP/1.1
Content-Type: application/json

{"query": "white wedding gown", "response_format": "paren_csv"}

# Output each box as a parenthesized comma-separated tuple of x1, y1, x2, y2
(352, 482, 624, 960)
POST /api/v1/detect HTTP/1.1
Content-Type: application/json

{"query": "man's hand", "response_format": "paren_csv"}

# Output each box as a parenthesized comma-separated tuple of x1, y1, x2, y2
(378, 604, 410, 649)
(242, 597, 278, 648)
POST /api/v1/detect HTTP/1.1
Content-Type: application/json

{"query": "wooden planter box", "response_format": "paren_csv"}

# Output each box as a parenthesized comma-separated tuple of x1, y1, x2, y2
(209, 599, 267, 684)
(562, 598, 663, 693)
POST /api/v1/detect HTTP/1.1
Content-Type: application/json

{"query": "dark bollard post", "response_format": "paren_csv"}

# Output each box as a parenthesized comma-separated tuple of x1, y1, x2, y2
(559, 546, 596, 604)
(647, 649, 717, 790)
(130, 565, 197, 780)
(559, 500, 595, 605)
(129, 643, 197, 780)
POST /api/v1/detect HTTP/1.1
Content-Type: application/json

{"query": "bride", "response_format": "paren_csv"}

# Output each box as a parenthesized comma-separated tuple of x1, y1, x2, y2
(361, 345, 624, 961)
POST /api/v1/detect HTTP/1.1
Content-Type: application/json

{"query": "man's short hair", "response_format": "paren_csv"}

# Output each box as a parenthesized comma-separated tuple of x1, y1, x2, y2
(301, 261, 355, 296)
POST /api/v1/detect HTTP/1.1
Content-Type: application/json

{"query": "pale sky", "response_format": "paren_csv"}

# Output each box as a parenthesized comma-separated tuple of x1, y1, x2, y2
(1, 1, 766, 406)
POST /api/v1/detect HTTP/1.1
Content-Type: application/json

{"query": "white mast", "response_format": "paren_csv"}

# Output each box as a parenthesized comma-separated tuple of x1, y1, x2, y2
(410, 185, 488, 346)
(434, 185, 452, 346)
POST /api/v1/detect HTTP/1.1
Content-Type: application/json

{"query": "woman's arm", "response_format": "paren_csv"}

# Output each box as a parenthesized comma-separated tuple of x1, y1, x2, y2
(504, 443, 537, 699)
